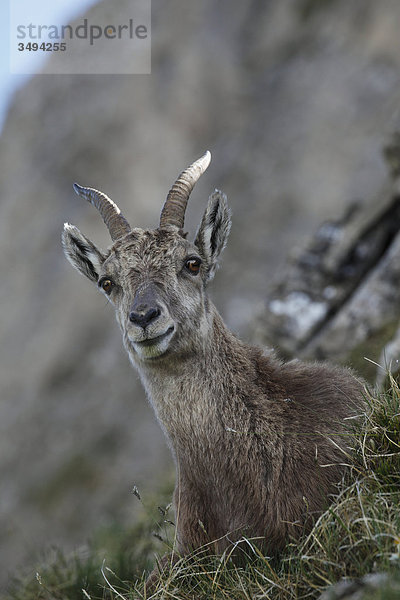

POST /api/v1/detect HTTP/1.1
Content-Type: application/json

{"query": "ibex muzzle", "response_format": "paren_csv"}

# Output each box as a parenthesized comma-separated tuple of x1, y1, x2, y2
(128, 285, 162, 329)
(126, 284, 175, 360)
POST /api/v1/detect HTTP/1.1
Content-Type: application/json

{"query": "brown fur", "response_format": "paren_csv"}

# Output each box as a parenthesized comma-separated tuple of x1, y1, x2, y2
(62, 183, 365, 562)
(141, 310, 363, 555)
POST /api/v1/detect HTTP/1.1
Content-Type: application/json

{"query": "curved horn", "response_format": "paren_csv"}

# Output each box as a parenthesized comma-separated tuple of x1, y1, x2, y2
(73, 183, 131, 242)
(159, 151, 211, 229)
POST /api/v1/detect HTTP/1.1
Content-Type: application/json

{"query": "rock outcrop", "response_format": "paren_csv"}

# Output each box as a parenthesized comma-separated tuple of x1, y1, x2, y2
(253, 130, 400, 383)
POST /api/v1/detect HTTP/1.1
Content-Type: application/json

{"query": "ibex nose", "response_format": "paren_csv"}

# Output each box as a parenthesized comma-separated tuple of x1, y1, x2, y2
(129, 306, 161, 329)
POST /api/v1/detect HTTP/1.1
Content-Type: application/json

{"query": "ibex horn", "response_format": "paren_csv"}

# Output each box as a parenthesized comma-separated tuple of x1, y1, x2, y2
(159, 151, 211, 229)
(73, 183, 131, 242)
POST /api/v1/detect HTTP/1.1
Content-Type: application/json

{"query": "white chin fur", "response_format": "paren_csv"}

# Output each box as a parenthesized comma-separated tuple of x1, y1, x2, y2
(130, 329, 174, 360)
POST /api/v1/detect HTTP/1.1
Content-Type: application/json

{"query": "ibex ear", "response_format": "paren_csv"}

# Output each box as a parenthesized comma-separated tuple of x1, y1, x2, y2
(62, 223, 105, 283)
(194, 190, 231, 282)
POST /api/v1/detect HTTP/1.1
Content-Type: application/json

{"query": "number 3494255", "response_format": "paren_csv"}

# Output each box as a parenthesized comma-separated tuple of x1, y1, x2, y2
(18, 42, 67, 51)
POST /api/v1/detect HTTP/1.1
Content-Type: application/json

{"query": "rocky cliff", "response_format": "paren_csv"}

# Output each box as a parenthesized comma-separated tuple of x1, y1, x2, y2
(2, 0, 400, 586)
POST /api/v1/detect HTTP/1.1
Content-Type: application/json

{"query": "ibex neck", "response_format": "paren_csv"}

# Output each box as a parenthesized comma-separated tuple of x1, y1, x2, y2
(136, 305, 253, 452)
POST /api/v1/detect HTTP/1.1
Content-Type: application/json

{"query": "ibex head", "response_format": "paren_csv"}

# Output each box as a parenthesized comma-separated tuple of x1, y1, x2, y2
(62, 152, 231, 363)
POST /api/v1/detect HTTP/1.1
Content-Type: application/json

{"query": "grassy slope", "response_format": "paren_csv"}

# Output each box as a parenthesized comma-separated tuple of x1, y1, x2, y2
(6, 376, 400, 600)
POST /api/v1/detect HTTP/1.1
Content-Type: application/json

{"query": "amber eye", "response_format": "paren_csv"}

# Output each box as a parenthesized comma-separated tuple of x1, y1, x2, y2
(100, 278, 114, 294)
(185, 257, 201, 275)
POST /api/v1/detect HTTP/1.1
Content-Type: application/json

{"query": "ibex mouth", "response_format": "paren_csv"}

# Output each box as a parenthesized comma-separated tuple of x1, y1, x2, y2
(130, 326, 175, 360)
(138, 326, 175, 347)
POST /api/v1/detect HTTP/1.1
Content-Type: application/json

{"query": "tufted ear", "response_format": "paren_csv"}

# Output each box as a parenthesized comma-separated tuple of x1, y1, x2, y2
(194, 190, 231, 283)
(62, 223, 105, 283)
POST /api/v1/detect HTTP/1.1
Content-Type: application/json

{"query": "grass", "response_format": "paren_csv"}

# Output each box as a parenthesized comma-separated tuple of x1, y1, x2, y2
(5, 488, 173, 600)
(5, 373, 400, 600)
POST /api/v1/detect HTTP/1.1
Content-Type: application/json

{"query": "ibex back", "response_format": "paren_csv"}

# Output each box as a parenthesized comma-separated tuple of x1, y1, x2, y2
(62, 151, 364, 559)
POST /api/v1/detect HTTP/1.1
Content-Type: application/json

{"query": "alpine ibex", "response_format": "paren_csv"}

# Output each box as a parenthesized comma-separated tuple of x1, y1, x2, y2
(62, 152, 364, 561)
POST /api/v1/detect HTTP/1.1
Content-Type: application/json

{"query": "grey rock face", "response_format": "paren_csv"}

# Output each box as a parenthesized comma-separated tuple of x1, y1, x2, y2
(253, 131, 400, 383)
(2, 0, 400, 587)
(319, 573, 399, 600)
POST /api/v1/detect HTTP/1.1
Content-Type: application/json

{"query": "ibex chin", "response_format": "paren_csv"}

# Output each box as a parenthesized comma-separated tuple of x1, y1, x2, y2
(62, 151, 364, 563)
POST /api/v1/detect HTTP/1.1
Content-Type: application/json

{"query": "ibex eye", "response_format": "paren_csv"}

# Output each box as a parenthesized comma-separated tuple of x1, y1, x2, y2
(99, 278, 114, 294)
(185, 257, 201, 275)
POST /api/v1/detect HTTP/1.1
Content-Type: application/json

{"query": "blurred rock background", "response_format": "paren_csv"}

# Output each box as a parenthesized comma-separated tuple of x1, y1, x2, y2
(2, 0, 400, 588)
